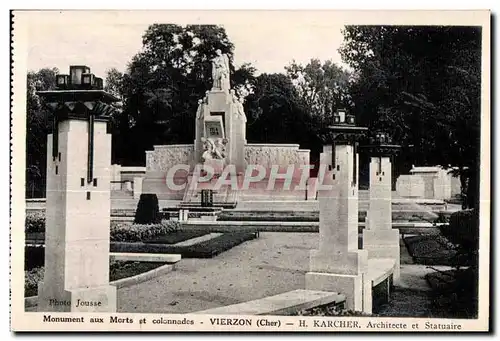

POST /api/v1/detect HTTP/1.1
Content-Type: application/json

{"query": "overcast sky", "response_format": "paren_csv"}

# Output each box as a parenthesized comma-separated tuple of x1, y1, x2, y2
(24, 11, 347, 78)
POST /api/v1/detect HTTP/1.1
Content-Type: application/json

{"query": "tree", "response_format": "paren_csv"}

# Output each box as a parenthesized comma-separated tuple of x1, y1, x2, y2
(104, 67, 124, 100)
(118, 24, 256, 165)
(285, 59, 351, 128)
(26, 68, 58, 197)
(340, 26, 482, 208)
(244, 73, 322, 161)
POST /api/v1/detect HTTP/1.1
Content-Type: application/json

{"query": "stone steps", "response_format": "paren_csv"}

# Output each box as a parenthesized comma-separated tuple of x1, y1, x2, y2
(179, 220, 443, 235)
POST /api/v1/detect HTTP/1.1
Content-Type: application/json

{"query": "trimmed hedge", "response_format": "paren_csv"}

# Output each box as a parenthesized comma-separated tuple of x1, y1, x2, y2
(109, 261, 166, 282)
(110, 221, 180, 242)
(440, 209, 479, 251)
(143, 230, 208, 244)
(134, 194, 161, 224)
(25, 211, 45, 233)
(110, 232, 257, 258)
(25, 246, 45, 270)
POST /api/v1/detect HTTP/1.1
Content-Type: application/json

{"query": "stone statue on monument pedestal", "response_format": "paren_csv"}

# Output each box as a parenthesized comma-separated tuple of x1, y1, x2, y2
(211, 49, 230, 91)
(196, 99, 204, 119)
(230, 89, 247, 121)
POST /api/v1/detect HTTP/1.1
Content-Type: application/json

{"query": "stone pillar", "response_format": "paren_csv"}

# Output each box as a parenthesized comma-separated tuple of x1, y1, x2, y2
(133, 177, 143, 200)
(37, 119, 116, 312)
(305, 109, 370, 313)
(110, 164, 121, 190)
(363, 156, 401, 281)
(306, 177, 318, 200)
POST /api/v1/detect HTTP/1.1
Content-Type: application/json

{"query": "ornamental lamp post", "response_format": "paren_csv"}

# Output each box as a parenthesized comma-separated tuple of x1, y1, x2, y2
(361, 131, 401, 175)
(35, 65, 120, 312)
(306, 108, 371, 313)
(320, 109, 367, 185)
(38, 65, 117, 184)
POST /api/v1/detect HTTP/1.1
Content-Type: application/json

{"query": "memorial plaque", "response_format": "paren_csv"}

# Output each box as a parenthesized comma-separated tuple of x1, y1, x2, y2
(204, 116, 225, 138)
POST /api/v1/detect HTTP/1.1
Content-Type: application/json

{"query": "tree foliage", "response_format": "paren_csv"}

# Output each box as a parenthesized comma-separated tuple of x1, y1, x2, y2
(340, 26, 482, 208)
(114, 24, 256, 165)
(245, 73, 319, 152)
(26, 68, 58, 197)
(285, 59, 351, 128)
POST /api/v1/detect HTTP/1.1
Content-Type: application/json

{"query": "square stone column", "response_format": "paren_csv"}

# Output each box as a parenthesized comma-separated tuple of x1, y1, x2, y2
(133, 177, 144, 199)
(306, 144, 370, 313)
(37, 119, 116, 312)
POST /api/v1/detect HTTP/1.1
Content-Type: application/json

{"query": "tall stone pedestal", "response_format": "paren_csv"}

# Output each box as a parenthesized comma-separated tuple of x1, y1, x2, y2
(37, 119, 116, 312)
(362, 153, 400, 281)
(195, 89, 246, 173)
(306, 143, 371, 313)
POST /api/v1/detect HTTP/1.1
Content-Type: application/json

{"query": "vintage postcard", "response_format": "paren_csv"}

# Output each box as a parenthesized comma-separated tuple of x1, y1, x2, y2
(10, 10, 491, 332)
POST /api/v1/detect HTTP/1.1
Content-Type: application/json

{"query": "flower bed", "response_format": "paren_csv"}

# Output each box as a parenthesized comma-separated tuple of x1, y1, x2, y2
(426, 268, 478, 319)
(403, 235, 462, 266)
(109, 260, 167, 282)
(25, 211, 45, 233)
(25, 261, 167, 297)
(25, 267, 44, 297)
(111, 232, 257, 258)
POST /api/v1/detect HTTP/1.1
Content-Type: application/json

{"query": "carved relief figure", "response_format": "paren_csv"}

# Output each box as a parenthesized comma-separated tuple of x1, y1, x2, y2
(201, 137, 228, 161)
(211, 49, 230, 91)
(230, 89, 247, 121)
(237, 97, 247, 121)
(196, 99, 204, 119)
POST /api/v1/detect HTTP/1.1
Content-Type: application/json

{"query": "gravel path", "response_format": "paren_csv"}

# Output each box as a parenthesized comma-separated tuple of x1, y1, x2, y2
(117, 232, 318, 313)
(116, 232, 440, 314)
(27, 232, 439, 315)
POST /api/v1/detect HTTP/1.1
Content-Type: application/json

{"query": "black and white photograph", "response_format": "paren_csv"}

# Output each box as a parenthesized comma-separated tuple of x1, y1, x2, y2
(10, 10, 490, 332)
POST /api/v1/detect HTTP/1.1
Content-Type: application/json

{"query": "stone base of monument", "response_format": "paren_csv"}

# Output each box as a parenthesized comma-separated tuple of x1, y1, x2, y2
(182, 170, 241, 208)
(306, 249, 372, 313)
(305, 272, 370, 313)
(37, 282, 116, 312)
(362, 229, 401, 281)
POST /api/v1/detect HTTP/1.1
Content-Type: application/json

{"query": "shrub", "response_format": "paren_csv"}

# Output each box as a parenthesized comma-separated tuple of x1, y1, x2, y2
(25, 266, 44, 297)
(134, 194, 160, 224)
(297, 304, 375, 316)
(440, 209, 479, 252)
(110, 221, 180, 242)
(25, 211, 45, 233)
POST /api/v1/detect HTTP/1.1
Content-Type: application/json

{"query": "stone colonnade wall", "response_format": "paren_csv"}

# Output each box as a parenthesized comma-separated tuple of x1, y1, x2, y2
(242, 144, 311, 200)
(396, 166, 461, 200)
(110, 164, 146, 199)
(142, 143, 312, 201)
(143, 145, 194, 200)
